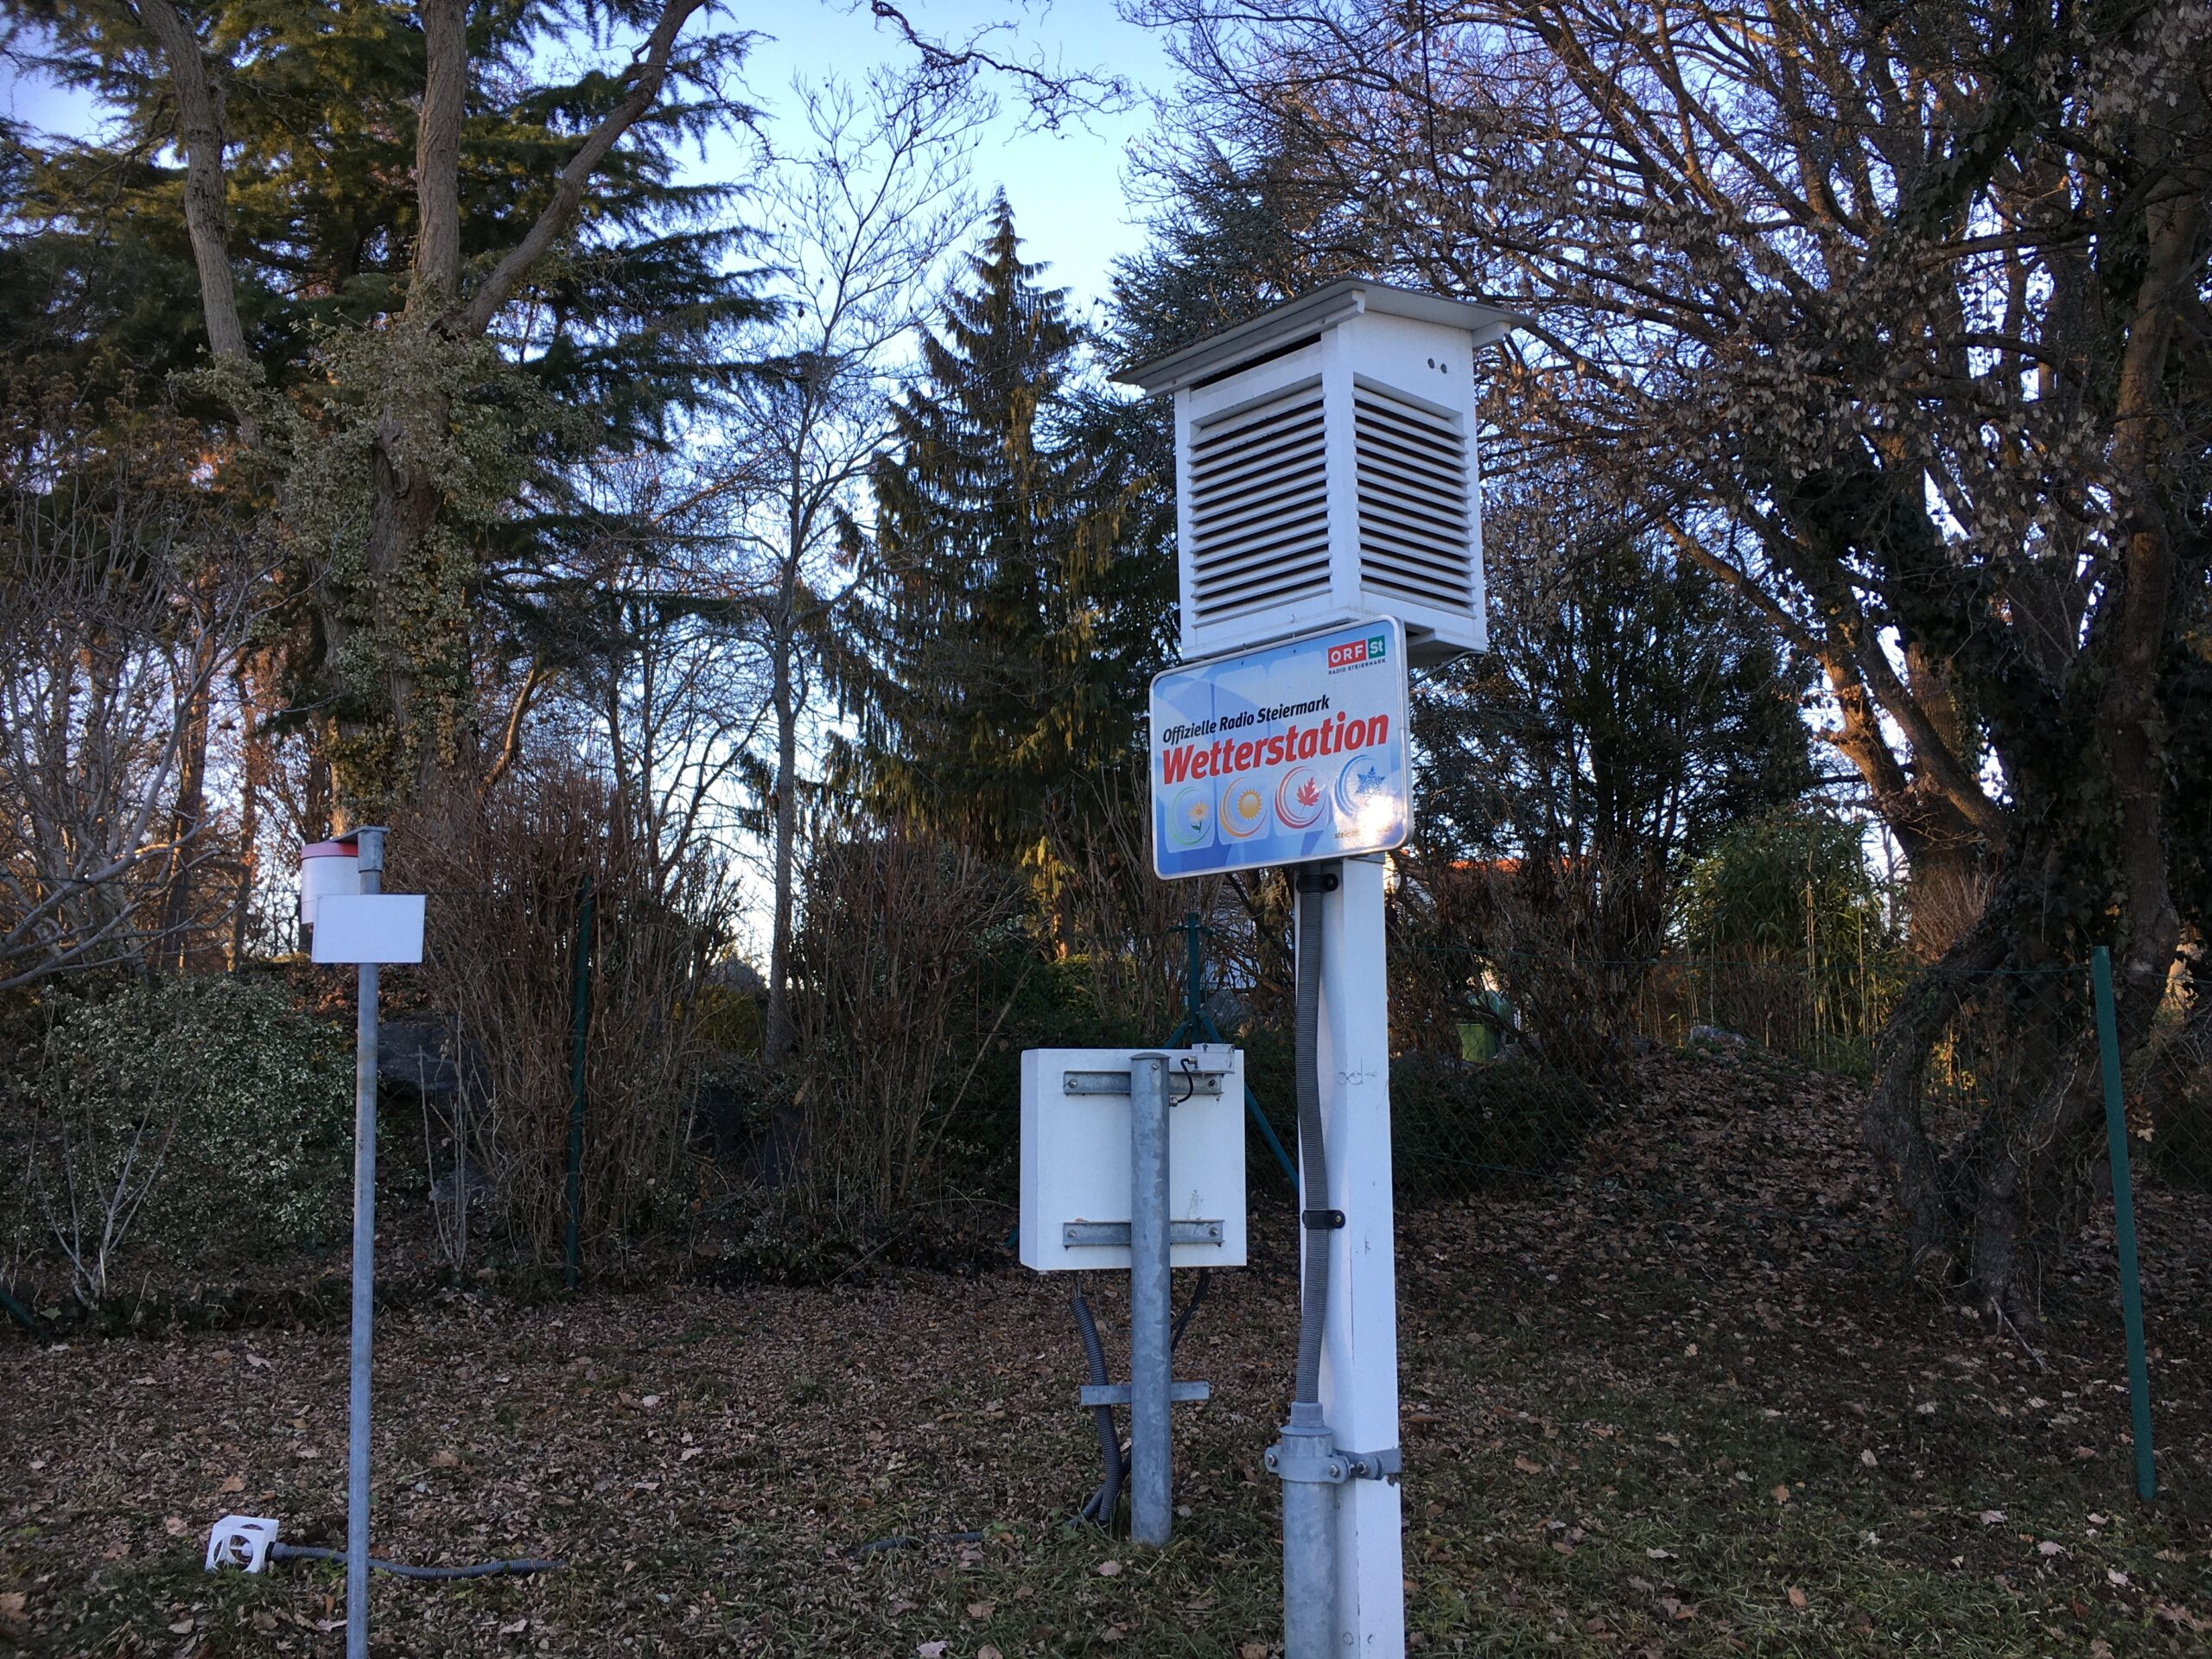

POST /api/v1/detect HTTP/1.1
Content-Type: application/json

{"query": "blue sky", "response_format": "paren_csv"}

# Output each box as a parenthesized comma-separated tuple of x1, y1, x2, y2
(1, 1, 1175, 314)
(742, 3, 1174, 312)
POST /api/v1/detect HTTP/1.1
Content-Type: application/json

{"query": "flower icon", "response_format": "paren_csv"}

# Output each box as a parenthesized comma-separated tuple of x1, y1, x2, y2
(1166, 785, 1212, 849)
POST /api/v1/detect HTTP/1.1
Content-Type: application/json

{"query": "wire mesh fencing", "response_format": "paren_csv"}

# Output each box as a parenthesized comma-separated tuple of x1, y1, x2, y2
(1185, 925, 2204, 1255)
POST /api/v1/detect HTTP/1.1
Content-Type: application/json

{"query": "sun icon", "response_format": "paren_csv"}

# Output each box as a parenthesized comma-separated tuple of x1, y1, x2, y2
(1220, 780, 1268, 838)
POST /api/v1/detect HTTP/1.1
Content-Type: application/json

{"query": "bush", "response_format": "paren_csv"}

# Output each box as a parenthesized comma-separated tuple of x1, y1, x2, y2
(1672, 808, 1900, 1065)
(7, 973, 351, 1306)
(400, 765, 728, 1271)
(788, 827, 1029, 1230)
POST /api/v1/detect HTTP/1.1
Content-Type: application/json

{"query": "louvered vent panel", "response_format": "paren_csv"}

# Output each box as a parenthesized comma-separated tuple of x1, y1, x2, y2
(1187, 385, 1332, 623)
(1353, 387, 1473, 611)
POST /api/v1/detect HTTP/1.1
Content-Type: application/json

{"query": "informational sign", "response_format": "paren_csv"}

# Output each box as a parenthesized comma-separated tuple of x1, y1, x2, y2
(310, 893, 427, 965)
(1150, 616, 1411, 879)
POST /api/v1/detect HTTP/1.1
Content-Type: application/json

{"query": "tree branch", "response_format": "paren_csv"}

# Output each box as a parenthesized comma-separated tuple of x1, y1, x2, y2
(130, 0, 249, 361)
(457, 0, 710, 338)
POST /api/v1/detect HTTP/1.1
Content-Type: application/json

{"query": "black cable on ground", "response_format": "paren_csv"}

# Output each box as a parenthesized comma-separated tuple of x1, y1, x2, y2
(1072, 1286, 1123, 1525)
(268, 1544, 562, 1580)
(850, 1529, 985, 1557)
(1171, 1267, 1210, 1350)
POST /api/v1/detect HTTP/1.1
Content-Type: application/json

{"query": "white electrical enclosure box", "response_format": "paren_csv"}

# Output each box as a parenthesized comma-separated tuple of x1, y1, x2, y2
(1116, 279, 1522, 669)
(309, 893, 426, 965)
(1020, 1047, 1247, 1273)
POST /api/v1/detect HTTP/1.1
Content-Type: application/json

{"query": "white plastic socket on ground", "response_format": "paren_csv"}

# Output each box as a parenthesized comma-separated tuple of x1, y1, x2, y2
(204, 1516, 280, 1573)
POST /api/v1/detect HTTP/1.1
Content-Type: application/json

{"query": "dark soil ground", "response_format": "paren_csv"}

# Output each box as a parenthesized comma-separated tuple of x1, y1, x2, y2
(4, 1052, 2208, 1657)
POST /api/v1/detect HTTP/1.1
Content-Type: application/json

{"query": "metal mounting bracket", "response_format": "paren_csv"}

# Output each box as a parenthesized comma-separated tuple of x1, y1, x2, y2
(1342, 1446, 1403, 1482)
(1063, 1068, 1224, 1096)
(1078, 1380, 1212, 1408)
(1061, 1218, 1224, 1249)
(1263, 1440, 1402, 1484)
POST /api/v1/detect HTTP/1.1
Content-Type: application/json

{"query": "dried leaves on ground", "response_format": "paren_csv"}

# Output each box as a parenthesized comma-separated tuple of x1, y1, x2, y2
(2, 1055, 2206, 1656)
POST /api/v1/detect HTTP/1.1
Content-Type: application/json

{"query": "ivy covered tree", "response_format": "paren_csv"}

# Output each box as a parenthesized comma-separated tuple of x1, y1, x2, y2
(8, 0, 761, 818)
(835, 200, 1133, 874)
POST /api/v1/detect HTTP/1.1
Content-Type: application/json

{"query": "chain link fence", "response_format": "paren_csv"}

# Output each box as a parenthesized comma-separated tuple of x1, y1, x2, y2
(1165, 918, 2207, 1300)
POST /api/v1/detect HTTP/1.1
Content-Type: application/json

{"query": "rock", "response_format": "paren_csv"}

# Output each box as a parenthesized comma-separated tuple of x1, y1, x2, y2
(429, 1158, 494, 1211)
(378, 1018, 467, 1097)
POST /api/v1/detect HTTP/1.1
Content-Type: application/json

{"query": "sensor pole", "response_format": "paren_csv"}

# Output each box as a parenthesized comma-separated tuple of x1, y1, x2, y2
(345, 826, 384, 1659)
(1314, 857, 1404, 1652)
(1127, 1052, 1174, 1547)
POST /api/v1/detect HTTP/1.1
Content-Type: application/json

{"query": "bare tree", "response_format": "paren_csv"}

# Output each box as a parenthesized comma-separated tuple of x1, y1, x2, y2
(1138, 0, 2212, 1319)
(0, 448, 264, 988)
(709, 67, 983, 1062)
(581, 460, 769, 915)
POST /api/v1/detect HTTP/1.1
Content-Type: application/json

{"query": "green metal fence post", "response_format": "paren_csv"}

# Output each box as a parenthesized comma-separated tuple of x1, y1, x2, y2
(2090, 945, 2156, 1502)
(1184, 909, 1205, 1033)
(563, 874, 594, 1293)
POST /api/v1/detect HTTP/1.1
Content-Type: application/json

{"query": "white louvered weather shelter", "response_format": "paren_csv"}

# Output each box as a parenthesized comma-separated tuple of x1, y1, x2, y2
(1116, 279, 1522, 668)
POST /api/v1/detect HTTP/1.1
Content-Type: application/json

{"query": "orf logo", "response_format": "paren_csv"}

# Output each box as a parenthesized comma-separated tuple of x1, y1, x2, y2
(1326, 639, 1369, 669)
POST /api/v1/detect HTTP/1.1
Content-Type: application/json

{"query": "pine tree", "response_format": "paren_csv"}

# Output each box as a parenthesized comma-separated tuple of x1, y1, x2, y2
(10, 0, 755, 427)
(836, 200, 1122, 868)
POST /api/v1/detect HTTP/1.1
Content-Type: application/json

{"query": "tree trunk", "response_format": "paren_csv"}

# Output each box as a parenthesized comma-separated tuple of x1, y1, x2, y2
(1898, 645, 1987, 959)
(412, 0, 466, 297)
(764, 597, 799, 1065)
(228, 683, 265, 968)
(156, 671, 212, 967)
(323, 410, 446, 816)
(135, 0, 249, 366)
(1866, 888, 2012, 1281)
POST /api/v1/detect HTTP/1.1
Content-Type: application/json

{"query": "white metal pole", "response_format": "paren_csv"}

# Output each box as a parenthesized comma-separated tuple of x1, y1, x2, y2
(345, 827, 384, 1659)
(1314, 855, 1403, 1653)
(1128, 1051, 1174, 1547)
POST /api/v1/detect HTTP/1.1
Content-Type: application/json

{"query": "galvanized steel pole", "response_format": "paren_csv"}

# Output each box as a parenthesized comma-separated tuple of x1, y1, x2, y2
(1128, 1051, 1173, 1547)
(2091, 946, 2157, 1501)
(345, 827, 385, 1659)
(563, 874, 594, 1292)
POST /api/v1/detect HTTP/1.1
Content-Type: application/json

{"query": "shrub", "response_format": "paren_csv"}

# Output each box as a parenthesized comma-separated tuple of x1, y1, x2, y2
(1672, 808, 1900, 1065)
(788, 827, 1027, 1230)
(399, 764, 729, 1271)
(8, 973, 351, 1305)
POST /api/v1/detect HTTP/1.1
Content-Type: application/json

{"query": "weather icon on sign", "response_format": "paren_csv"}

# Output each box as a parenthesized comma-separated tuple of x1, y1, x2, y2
(1166, 785, 1213, 849)
(1335, 753, 1400, 842)
(1274, 765, 1325, 830)
(1220, 780, 1268, 839)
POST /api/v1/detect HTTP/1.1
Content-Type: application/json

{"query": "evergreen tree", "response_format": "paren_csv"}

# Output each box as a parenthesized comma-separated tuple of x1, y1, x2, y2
(6, 0, 761, 814)
(10, 0, 753, 429)
(1414, 469, 1821, 961)
(836, 200, 1124, 869)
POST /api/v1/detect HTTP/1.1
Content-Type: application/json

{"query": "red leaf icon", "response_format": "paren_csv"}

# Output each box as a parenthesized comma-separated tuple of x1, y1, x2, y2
(1296, 779, 1320, 807)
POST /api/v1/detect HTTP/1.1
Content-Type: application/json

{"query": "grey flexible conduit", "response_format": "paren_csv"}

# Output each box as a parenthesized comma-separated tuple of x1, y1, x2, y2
(1293, 874, 1330, 1405)
(1072, 1287, 1123, 1524)
(269, 1544, 561, 1580)
(1071, 1270, 1211, 1525)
